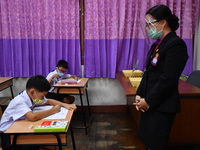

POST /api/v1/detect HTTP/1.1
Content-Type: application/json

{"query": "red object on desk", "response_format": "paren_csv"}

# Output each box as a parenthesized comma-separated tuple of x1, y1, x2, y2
(41, 121, 52, 126)
(61, 80, 77, 84)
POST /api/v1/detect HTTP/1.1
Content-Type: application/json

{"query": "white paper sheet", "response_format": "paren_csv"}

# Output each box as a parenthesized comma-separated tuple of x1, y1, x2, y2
(58, 79, 81, 83)
(33, 105, 68, 119)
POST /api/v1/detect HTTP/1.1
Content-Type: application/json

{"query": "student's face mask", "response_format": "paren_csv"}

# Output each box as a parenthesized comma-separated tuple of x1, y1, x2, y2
(56, 67, 65, 77)
(32, 92, 45, 105)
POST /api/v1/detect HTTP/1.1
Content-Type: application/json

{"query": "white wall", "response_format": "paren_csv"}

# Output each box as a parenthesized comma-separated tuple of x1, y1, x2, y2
(83, 78, 127, 105)
(0, 78, 127, 106)
(193, 2, 200, 71)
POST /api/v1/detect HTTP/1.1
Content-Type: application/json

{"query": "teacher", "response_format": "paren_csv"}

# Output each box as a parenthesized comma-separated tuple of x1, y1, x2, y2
(133, 4, 188, 150)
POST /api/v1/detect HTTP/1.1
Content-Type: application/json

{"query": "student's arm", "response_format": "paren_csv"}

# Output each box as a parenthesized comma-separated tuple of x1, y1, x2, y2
(24, 105, 60, 122)
(46, 99, 77, 110)
(48, 74, 60, 83)
(70, 75, 78, 80)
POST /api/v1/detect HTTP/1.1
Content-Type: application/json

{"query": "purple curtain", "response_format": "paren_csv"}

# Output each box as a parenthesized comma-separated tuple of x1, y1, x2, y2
(84, 0, 199, 78)
(0, 0, 81, 77)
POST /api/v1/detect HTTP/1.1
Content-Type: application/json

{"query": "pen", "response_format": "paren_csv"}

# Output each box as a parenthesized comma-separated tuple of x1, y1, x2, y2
(50, 102, 55, 106)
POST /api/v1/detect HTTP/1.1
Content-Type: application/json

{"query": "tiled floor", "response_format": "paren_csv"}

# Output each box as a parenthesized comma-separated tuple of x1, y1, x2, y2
(65, 113, 200, 150)
(66, 113, 145, 150)
(1, 113, 200, 150)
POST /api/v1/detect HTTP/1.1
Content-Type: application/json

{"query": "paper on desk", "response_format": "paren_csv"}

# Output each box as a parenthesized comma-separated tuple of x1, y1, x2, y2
(33, 105, 68, 119)
(58, 79, 81, 83)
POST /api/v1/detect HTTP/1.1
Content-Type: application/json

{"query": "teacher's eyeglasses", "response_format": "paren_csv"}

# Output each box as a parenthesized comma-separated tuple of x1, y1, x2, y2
(145, 20, 158, 28)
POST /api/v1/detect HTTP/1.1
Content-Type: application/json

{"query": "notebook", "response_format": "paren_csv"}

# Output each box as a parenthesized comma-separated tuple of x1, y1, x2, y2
(32, 106, 68, 120)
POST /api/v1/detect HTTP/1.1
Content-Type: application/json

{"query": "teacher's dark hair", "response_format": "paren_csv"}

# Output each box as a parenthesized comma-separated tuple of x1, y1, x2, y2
(146, 5, 179, 31)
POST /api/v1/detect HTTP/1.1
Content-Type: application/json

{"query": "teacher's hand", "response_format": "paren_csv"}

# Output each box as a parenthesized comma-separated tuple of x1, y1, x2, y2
(133, 97, 149, 112)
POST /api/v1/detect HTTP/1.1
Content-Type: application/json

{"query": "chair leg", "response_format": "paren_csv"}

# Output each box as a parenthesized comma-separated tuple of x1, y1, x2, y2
(0, 105, 3, 120)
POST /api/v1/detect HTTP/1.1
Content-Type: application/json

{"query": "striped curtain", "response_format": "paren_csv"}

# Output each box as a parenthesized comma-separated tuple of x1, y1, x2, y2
(0, 0, 81, 77)
(84, 0, 199, 78)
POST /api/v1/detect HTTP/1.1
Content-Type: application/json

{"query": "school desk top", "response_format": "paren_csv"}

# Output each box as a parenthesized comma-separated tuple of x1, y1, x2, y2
(0, 77, 14, 83)
(5, 109, 74, 145)
(116, 72, 137, 96)
(0, 77, 14, 105)
(54, 78, 89, 95)
(0, 77, 14, 92)
(54, 78, 89, 88)
(116, 71, 200, 97)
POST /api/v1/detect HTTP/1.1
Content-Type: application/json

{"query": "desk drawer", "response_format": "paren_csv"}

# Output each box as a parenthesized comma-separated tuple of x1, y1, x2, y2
(0, 80, 13, 91)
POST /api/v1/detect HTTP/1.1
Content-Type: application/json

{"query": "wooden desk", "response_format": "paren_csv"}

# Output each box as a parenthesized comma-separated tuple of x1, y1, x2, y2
(116, 72, 136, 96)
(0, 77, 14, 104)
(5, 109, 76, 150)
(54, 78, 91, 134)
(116, 71, 200, 144)
(0, 77, 14, 119)
(116, 72, 141, 127)
(170, 80, 200, 143)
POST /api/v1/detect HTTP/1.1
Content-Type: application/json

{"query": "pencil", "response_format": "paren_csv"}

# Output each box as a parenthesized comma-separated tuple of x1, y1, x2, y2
(50, 102, 55, 106)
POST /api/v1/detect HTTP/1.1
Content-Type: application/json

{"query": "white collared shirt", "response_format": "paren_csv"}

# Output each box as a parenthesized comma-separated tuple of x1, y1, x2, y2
(0, 90, 47, 132)
(46, 70, 71, 92)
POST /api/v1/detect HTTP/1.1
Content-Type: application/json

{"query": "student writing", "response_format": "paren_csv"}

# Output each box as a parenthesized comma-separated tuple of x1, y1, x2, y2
(46, 60, 78, 104)
(0, 75, 76, 150)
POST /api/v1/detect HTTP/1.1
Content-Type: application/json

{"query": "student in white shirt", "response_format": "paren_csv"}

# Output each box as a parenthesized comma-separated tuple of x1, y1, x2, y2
(0, 75, 76, 150)
(46, 60, 78, 104)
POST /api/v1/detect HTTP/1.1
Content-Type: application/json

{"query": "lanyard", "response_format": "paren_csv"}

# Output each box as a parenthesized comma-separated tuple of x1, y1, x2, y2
(151, 32, 171, 57)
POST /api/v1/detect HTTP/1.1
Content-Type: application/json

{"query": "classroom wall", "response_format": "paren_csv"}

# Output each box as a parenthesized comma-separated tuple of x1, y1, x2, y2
(0, 78, 127, 106)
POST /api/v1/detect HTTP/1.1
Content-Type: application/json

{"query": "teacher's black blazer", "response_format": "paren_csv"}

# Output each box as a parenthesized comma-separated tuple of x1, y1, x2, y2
(136, 31, 188, 113)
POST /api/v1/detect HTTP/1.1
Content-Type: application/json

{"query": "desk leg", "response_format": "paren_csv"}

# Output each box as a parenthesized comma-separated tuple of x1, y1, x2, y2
(10, 86, 14, 98)
(70, 124, 76, 150)
(85, 88, 91, 117)
(57, 87, 89, 134)
(53, 134, 62, 150)
(12, 135, 19, 150)
(78, 88, 88, 134)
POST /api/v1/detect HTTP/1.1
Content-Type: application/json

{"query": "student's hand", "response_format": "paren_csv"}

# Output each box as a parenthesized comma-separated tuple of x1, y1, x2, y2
(52, 105, 61, 113)
(53, 74, 60, 78)
(63, 103, 77, 111)
(48, 74, 60, 83)
(71, 75, 78, 80)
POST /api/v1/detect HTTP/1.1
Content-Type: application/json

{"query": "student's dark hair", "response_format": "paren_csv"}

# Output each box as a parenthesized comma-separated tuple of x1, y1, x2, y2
(146, 5, 179, 31)
(26, 75, 51, 92)
(56, 60, 68, 69)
